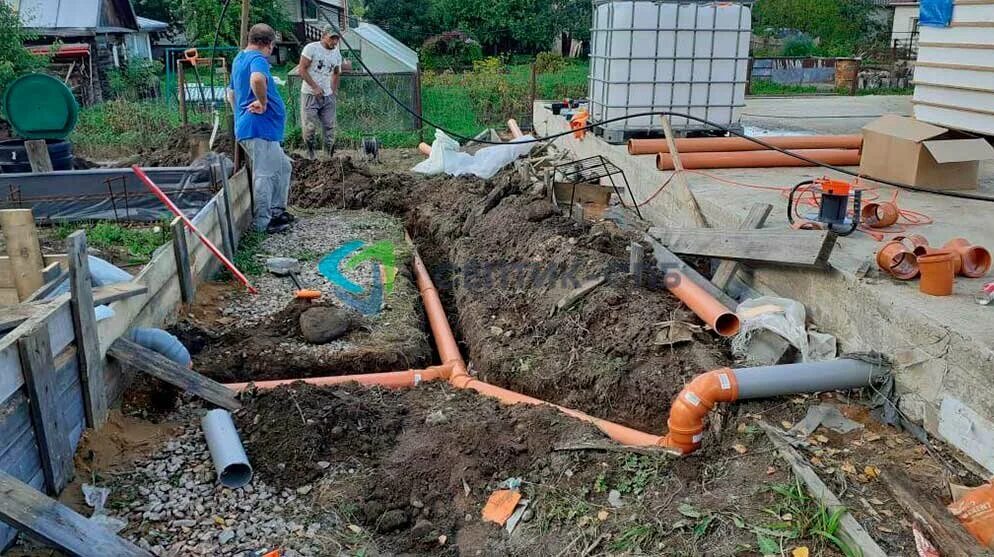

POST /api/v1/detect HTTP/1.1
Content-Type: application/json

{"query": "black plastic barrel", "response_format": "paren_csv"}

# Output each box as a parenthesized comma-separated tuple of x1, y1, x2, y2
(0, 139, 74, 173)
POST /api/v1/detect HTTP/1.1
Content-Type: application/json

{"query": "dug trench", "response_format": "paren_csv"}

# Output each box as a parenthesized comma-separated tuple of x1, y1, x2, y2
(94, 156, 978, 556)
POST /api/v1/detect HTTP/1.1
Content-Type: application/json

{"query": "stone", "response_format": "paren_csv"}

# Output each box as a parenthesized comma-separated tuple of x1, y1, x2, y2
(296, 485, 313, 495)
(218, 529, 235, 544)
(425, 410, 448, 426)
(317, 461, 331, 469)
(521, 509, 534, 522)
(608, 489, 624, 508)
(299, 307, 352, 344)
(376, 509, 409, 533)
(411, 518, 434, 539)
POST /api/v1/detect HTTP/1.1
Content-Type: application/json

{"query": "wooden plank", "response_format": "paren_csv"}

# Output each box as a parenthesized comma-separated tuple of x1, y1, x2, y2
(880, 465, 988, 557)
(643, 234, 739, 310)
(107, 337, 240, 411)
(761, 422, 888, 557)
(0, 209, 45, 301)
(711, 203, 774, 290)
(23, 269, 68, 304)
(66, 231, 107, 429)
(0, 282, 147, 334)
(648, 227, 836, 268)
(171, 217, 195, 304)
(659, 117, 708, 228)
(24, 140, 53, 173)
(0, 469, 153, 557)
(18, 322, 72, 493)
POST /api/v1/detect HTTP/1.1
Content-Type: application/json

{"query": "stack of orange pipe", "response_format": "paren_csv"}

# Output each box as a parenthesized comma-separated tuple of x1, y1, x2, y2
(628, 135, 863, 171)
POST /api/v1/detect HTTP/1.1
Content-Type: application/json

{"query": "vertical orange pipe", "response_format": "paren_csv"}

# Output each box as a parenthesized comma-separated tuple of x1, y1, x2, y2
(507, 119, 524, 139)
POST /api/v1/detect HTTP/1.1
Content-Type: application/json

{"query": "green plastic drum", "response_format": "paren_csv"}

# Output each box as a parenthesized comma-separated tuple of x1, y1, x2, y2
(3, 73, 80, 139)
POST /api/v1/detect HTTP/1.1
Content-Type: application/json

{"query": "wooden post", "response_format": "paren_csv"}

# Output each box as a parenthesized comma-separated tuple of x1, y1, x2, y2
(659, 117, 708, 228)
(240, 0, 251, 48)
(215, 201, 233, 262)
(177, 61, 188, 126)
(24, 140, 53, 173)
(711, 203, 773, 291)
(216, 163, 237, 250)
(66, 231, 107, 429)
(0, 209, 45, 301)
(171, 217, 195, 304)
(629, 242, 644, 287)
(18, 320, 73, 493)
(0, 470, 153, 557)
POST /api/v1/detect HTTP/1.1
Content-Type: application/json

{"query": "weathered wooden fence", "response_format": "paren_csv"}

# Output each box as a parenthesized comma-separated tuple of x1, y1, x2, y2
(0, 166, 252, 551)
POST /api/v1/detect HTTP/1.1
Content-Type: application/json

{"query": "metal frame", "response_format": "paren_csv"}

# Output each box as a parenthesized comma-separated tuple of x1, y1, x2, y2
(554, 156, 642, 220)
(588, 1, 752, 136)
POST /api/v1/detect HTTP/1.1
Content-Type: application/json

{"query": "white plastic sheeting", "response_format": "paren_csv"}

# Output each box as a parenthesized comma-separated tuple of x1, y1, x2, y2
(413, 130, 535, 179)
(732, 296, 837, 364)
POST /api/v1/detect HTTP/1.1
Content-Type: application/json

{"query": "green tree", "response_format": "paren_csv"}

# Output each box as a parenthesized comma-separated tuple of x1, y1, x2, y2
(172, 0, 292, 46)
(0, 3, 49, 98)
(365, 0, 443, 47)
(132, 0, 174, 24)
(432, 0, 556, 53)
(753, 0, 886, 56)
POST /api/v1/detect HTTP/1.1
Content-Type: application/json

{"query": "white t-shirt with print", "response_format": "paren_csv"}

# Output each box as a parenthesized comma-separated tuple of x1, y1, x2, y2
(300, 41, 342, 96)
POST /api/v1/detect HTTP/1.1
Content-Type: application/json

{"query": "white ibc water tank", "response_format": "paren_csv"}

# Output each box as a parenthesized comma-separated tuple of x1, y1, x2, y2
(588, 1, 752, 143)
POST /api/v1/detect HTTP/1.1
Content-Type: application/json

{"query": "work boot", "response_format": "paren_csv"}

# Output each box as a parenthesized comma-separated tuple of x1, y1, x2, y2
(266, 221, 290, 235)
(306, 139, 317, 160)
(271, 210, 296, 225)
(324, 141, 336, 159)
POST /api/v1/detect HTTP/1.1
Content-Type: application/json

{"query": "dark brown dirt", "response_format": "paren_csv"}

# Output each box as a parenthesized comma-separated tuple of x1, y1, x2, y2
(288, 158, 728, 433)
(137, 124, 235, 167)
(179, 296, 430, 383)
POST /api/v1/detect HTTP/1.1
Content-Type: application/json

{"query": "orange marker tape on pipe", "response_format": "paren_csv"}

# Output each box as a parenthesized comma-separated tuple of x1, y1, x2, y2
(666, 271, 740, 337)
(629, 134, 863, 156)
(656, 149, 861, 171)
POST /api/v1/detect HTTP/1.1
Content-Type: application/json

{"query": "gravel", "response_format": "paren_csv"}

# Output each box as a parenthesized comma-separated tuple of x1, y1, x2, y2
(100, 403, 356, 557)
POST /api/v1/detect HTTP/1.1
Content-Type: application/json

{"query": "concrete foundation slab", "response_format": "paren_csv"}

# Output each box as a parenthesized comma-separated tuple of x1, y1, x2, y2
(536, 95, 994, 472)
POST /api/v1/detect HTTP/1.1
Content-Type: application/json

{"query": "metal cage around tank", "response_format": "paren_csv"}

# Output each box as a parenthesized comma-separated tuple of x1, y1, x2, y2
(588, 0, 753, 143)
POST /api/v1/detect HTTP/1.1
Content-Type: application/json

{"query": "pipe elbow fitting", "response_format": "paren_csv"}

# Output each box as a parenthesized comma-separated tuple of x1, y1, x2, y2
(664, 368, 738, 454)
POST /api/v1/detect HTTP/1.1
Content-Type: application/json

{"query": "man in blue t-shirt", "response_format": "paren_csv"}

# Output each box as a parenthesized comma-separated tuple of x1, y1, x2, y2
(230, 23, 293, 233)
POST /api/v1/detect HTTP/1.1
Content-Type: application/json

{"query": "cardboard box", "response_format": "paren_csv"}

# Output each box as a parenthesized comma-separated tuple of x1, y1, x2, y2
(860, 114, 994, 190)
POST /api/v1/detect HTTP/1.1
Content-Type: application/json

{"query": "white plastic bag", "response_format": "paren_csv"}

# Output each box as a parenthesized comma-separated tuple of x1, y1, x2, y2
(413, 129, 534, 179)
(83, 483, 128, 533)
(732, 297, 810, 363)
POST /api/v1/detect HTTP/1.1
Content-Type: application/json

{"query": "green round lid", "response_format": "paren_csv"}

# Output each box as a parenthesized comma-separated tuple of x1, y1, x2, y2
(3, 73, 79, 139)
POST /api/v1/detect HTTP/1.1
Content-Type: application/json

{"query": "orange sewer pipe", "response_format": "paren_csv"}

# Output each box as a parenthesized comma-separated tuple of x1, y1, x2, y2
(418, 142, 432, 156)
(656, 148, 861, 171)
(629, 134, 863, 155)
(667, 271, 740, 337)
(507, 119, 524, 140)
(221, 249, 881, 454)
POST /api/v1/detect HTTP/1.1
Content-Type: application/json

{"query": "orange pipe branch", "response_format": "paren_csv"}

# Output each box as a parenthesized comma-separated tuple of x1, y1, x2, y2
(661, 369, 738, 454)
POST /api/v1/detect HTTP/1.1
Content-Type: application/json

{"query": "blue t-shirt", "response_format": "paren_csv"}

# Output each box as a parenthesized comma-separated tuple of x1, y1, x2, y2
(231, 50, 286, 142)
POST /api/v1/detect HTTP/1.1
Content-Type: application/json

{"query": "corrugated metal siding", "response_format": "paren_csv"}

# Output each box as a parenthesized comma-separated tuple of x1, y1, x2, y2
(11, 0, 101, 30)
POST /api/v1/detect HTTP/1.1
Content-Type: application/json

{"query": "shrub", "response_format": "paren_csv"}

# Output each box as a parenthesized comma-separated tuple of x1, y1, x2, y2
(782, 35, 818, 57)
(534, 51, 567, 74)
(421, 31, 484, 71)
(0, 3, 49, 99)
(107, 58, 163, 100)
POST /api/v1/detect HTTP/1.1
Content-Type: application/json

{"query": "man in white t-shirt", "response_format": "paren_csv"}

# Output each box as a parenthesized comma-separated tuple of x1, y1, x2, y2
(299, 25, 342, 158)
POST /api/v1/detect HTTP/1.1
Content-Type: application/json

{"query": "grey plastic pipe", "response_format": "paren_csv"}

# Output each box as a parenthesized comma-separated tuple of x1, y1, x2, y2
(735, 358, 886, 399)
(128, 328, 192, 367)
(201, 409, 253, 489)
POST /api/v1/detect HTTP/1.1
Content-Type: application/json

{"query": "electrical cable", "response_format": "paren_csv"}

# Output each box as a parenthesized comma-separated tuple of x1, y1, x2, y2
(302, 0, 994, 203)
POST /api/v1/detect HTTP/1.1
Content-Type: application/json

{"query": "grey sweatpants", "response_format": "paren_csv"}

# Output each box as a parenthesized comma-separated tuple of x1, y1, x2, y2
(240, 138, 292, 231)
(301, 92, 337, 152)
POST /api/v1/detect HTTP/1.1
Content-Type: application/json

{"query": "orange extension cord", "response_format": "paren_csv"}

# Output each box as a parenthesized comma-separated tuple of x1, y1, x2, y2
(630, 169, 934, 241)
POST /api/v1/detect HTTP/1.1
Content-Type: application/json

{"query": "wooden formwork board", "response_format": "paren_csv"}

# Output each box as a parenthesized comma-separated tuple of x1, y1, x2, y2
(0, 167, 252, 551)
